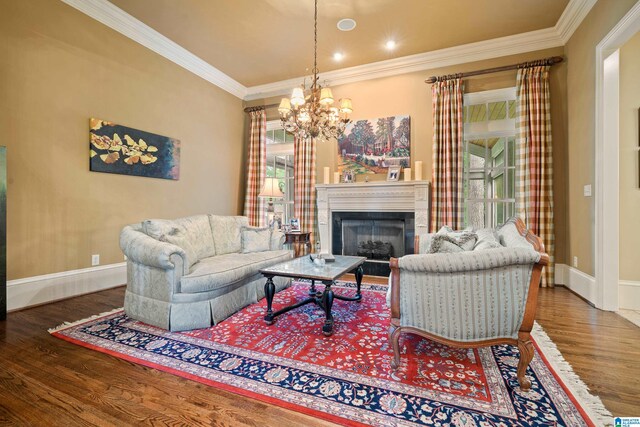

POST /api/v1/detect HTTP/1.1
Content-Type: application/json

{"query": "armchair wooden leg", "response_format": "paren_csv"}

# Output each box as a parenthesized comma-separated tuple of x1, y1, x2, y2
(389, 324, 402, 370)
(517, 337, 534, 391)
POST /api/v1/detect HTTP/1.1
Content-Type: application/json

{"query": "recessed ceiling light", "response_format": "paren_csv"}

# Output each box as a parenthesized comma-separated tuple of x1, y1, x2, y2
(385, 40, 396, 50)
(337, 18, 356, 31)
(333, 52, 344, 61)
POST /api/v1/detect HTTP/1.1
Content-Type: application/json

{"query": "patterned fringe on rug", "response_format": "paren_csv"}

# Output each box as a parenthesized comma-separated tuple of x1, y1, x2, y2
(532, 322, 613, 427)
(48, 307, 124, 334)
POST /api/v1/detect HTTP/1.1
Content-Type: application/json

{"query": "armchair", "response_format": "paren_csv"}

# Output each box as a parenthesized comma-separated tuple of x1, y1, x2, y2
(388, 218, 549, 391)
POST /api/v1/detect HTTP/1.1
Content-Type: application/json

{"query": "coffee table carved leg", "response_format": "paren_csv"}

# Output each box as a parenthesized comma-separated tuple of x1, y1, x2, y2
(309, 279, 317, 297)
(264, 277, 276, 325)
(354, 265, 363, 301)
(322, 282, 334, 336)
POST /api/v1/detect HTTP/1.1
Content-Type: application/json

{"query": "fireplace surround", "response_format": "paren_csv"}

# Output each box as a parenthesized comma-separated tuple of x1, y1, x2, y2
(316, 181, 430, 276)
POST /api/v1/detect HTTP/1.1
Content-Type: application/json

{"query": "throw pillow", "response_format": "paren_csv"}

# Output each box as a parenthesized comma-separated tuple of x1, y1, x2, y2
(474, 228, 502, 251)
(142, 219, 199, 269)
(270, 229, 285, 250)
(241, 227, 272, 253)
(497, 217, 532, 249)
(429, 227, 478, 253)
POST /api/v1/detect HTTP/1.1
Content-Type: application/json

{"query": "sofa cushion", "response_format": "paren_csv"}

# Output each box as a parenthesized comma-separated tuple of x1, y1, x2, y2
(497, 218, 532, 249)
(141, 219, 198, 268)
(241, 227, 272, 253)
(174, 215, 216, 259)
(180, 250, 291, 294)
(474, 228, 502, 251)
(209, 215, 249, 255)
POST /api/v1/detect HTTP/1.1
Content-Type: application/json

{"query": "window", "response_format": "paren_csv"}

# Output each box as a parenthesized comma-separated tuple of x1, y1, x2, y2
(265, 121, 294, 227)
(463, 88, 517, 229)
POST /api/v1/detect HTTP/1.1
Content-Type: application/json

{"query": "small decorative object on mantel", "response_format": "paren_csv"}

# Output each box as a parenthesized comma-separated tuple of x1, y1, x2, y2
(343, 169, 354, 183)
(404, 167, 412, 181)
(414, 161, 423, 181)
(333, 172, 340, 184)
(387, 165, 401, 181)
(89, 118, 180, 180)
(337, 115, 410, 176)
(323, 167, 330, 184)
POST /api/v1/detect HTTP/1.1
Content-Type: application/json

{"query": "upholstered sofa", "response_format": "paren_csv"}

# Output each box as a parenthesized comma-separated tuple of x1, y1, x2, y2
(388, 217, 548, 391)
(120, 214, 292, 331)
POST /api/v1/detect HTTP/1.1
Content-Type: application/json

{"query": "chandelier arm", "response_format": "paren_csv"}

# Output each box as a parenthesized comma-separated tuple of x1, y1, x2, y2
(279, 0, 352, 142)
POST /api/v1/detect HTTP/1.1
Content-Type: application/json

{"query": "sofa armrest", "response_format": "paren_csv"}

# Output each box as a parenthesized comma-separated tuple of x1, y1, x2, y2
(120, 225, 188, 273)
(398, 247, 542, 273)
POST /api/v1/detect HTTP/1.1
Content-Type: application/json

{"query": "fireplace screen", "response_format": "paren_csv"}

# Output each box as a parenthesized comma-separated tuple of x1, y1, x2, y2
(341, 219, 405, 260)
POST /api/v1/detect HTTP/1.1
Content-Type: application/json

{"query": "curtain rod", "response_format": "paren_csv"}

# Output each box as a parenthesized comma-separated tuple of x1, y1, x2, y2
(244, 103, 279, 113)
(425, 56, 563, 84)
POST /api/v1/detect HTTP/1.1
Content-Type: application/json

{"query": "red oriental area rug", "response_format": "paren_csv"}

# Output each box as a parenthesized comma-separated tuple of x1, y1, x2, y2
(50, 282, 611, 426)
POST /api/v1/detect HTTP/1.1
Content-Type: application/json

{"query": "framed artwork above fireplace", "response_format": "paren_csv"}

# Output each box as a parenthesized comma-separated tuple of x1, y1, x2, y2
(336, 115, 410, 176)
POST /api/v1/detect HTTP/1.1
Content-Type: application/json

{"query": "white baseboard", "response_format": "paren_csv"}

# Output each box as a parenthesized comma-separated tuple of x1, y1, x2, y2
(619, 280, 640, 311)
(561, 264, 598, 304)
(7, 262, 126, 311)
(554, 263, 567, 285)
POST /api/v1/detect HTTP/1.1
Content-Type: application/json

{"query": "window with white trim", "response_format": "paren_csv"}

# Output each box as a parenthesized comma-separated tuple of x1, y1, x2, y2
(265, 121, 294, 228)
(463, 88, 517, 229)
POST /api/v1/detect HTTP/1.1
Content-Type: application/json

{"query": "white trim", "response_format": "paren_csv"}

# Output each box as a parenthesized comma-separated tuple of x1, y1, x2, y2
(619, 281, 640, 311)
(245, 0, 596, 100)
(7, 262, 126, 311)
(594, 2, 640, 311)
(59, 0, 247, 99)
(244, 28, 562, 100)
(554, 263, 567, 286)
(555, 0, 598, 44)
(464, 87, 516, 104)
(564, 266, 597, 304)
(59, 0, 594, 100)
(620, 280, 640, 288)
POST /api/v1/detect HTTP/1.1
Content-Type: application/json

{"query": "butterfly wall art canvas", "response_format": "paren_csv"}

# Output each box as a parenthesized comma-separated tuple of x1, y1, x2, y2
(89, 118, 180, 180)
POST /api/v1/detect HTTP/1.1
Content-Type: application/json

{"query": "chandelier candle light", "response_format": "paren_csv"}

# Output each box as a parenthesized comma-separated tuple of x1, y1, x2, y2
(278, 0, 353, 141)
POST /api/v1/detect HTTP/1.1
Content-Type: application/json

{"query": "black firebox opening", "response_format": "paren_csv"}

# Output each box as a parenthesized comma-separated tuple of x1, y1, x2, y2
(332, 211, 415, 277)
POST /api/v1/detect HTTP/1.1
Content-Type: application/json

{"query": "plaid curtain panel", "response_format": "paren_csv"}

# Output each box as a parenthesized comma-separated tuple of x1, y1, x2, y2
(515, 66, 555, 287)
(430, 78, 464, 232)
(243, 110, 266, 227)
(293, 136, 317, 246)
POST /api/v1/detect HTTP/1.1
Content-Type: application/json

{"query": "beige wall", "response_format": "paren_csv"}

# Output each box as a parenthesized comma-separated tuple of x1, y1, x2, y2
(246, 47, 568, 264)
(565, 0, 637, 276)
(620, 31, 640, 281)
(0, 0, 245, 280)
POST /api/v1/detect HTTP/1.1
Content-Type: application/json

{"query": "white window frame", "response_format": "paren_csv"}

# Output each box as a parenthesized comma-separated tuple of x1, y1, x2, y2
(463, 87, 517, 229)
(265, 121, 294, 225)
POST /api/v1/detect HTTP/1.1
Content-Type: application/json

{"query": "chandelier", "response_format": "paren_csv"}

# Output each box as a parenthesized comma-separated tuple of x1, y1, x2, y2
(278, 0, 353, 141)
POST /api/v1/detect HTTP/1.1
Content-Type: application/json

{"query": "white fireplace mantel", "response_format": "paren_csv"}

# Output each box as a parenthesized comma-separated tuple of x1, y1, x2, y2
(315, 181, 430, 255)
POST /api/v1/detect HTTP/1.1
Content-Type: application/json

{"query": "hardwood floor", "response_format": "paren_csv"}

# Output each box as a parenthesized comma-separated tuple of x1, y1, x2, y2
(1, 280, 638, 425)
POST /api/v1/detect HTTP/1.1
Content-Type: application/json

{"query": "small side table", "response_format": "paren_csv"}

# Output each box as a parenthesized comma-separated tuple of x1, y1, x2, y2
(284, 232, 312, 257)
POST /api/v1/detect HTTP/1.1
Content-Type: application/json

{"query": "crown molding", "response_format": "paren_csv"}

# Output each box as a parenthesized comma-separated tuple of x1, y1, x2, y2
(245, 0, 596, 100)
(60, 0, 594, 102)
(59, 0, 247, 99)
(244, 27, 562, 100)
(555, 0, 598, 44)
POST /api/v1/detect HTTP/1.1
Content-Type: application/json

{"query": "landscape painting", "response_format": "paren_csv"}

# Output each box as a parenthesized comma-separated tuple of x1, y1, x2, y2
(89, 118, 180, 180)
(337, 115, 410, 175)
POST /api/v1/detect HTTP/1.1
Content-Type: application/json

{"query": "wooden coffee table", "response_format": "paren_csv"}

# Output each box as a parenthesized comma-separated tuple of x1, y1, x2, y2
(260, 255, 366, 336)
